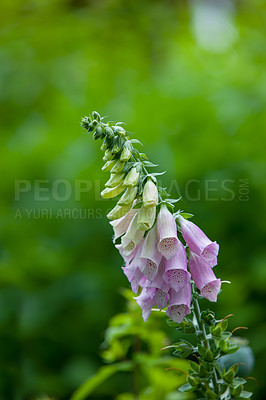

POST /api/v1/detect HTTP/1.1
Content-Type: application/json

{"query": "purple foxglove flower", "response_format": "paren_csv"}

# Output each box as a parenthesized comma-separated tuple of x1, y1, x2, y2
(163, 243, 191, 292)
(134, 287, 157, 322)
(139, 225, 162, 280)
(156, 205, 180, 260)
(110, 207, 137, 242)
(121, 213, 145, 257)
(178, 215, 219, 267)
(115, 239, 141, 267)
(166, 282, 192, 323)
(121, 240, 146, 293)
(122, 266, 145, 294)
(144, 262, 170, 309)
(188, 251, 221, 302)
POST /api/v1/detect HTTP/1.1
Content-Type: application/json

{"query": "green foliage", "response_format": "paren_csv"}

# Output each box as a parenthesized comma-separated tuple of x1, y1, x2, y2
(163, 286, 254, 399)
(71, 290, 192, 400)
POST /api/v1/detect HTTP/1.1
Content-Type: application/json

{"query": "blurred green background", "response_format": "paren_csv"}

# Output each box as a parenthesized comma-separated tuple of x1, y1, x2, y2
(0, 0, 266, 399)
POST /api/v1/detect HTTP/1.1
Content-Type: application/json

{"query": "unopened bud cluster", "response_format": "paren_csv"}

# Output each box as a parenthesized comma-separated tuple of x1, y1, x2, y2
(81, 112, 159, 224)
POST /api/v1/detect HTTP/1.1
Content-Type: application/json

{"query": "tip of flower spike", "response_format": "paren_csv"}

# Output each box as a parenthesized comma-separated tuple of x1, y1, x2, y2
(201, 279, 221, 302)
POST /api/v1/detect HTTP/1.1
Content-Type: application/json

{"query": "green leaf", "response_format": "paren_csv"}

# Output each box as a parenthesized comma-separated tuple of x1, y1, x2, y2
(142, 160, 159, 167)
(139, 152, 148, 160)
(130, 139, 143, 146)
(178, 383, 195, 392)
(70, 361, 134, 400)
(158, 186, 171, 198)
(178, 212, 194, 219)
(152, 171, 166, 176)
(163, 197, 182, 204)
(236, 391, 253, 399)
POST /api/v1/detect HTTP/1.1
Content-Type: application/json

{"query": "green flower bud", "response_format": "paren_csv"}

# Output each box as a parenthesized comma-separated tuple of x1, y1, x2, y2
(92, 111, 101, 121)
(137, 205, 156, 231)
(105, 173, 125, 188)
(143, 179, 158, 207)
(107, 203, 132, 220)
(223, 368, 235, 384)
(211, 324, 222, 338)
(100, 137, 110, 152)
(120, 146, 131, 162)
(102, 160, 116, 172)
(113, 126, 126, 137)
(230, 384, 243, 397)
(123, 167, 140, 187)
(112, 136, 122, 154)
(118, 187, 138, 206)
(103, 149, 115, 162)
(101, 182, 125, 199)
(105, 126, 114, 138)
(81, 116, 91, 130)
(111, 159, 125, 173)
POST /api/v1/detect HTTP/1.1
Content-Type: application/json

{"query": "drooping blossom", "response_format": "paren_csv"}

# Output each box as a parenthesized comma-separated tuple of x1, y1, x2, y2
(139, 225, 162, 280)
(188, 251, 221, 302)
(163, 243, 191, 292)
(111, 207, 138, 242)
(157, 205, 180, 259)
(144, 262, 170, 308)
(166, 281, 192, 323)
(134, 287, 157, 322)
(121, 213, 145, 256)
(178, 215, 219, 267)
(121, 240, 146, 293)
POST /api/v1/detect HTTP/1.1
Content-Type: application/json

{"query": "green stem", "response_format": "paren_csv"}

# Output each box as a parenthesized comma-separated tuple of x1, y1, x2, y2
(193, 295, 221, 396)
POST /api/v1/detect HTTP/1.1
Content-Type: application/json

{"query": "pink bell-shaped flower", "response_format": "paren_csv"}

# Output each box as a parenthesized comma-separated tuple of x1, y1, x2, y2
(157, 205, 180, 260)
(188, 251, 221, 302)
(178, 215, 219, 267)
